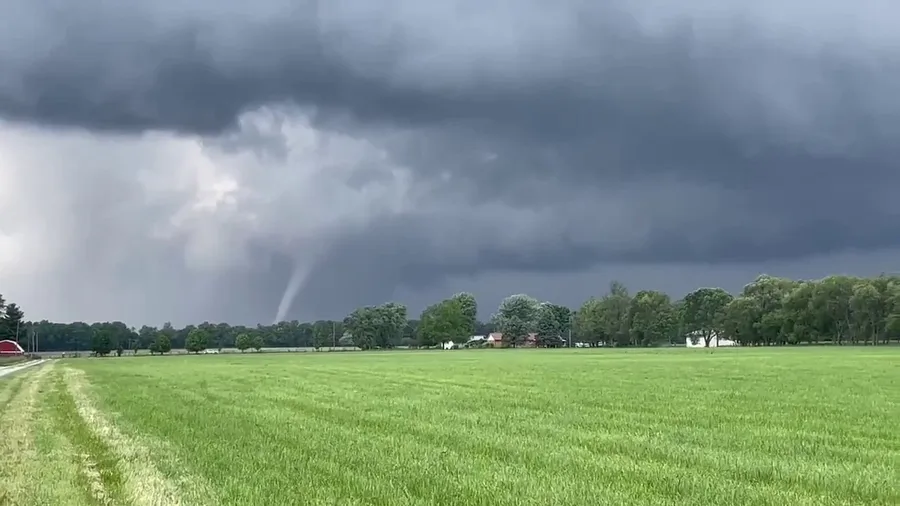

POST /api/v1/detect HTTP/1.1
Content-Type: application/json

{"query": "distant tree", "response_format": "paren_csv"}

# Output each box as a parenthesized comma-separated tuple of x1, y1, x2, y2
(160, 321, 177, 349)
(137, 325, 157, 349)
(131, 337, 141, 355)
(185, 328, 209, 354)
(720, 296, 762, 346)
(780, 282, 818, 345)
(91, 328, 113, 356)
(252, 334, 263, 352)
(9, 270, 900, 354)
(572, 283, 631, 347)
(235, 333, 251, 353)
(628, 290, 675, 346)
(740, 275, 795, 346)
(115, 341, 124, 357)
(493, 294, 540, 347)
(574, 298, 606, 346)
(850, 279, 885, 346)
(418, 298, 468, 347)
(1, 302, 25, 341)
(312, 321, 332, 351)
(379, 302, 407, 348)
(344, 303, 407, 350)
(153, 332, 172, 354)
(403, 319, 419, 346)
(599, 281, 632, 347)
(535, 302, 571, 347)
(450, 292, 478, 337)
(344, 307, 376, 350)
(681, 287, 734, 347)
(812, 275, 855, 345)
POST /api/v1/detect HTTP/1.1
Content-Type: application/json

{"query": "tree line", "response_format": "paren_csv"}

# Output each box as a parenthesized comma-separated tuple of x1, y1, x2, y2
(2, 273, 899, 356)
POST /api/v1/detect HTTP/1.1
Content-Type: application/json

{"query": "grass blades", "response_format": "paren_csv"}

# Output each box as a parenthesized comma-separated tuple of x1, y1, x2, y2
(0, 362, 205, 506)
(1, 348, 896, 505)
(62, 347, 899, 506)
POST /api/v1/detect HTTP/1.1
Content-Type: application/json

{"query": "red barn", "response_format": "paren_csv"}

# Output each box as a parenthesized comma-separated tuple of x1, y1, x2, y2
(0, 340, 24, 356)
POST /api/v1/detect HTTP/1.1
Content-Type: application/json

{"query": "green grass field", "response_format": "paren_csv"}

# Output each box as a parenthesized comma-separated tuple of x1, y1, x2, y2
(1, 348, 897, 505)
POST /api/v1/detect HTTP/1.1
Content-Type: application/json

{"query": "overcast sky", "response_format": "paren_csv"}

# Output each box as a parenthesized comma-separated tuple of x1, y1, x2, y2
(2, 1, 899, 326)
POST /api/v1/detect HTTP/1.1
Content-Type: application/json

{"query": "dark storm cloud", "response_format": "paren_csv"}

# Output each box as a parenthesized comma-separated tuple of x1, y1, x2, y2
(4, 0, 900, 322)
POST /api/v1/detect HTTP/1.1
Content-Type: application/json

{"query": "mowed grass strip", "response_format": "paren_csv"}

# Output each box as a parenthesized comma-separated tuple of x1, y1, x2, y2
(0, 365, 47, 505)
(47, 367, 131, 505)
(0, 363, 92, 506)
(0, 372, 27, 412)
(0, 363, 209, 506)
(71, 348, 900, 506)
(62, 367, 215, 506)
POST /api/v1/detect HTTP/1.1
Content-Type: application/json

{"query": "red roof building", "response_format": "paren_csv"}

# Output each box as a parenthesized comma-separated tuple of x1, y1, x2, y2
(0, 340, 25, 356)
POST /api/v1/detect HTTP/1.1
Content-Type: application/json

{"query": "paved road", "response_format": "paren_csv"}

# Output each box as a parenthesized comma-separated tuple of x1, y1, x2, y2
(0, 359, 45, 379)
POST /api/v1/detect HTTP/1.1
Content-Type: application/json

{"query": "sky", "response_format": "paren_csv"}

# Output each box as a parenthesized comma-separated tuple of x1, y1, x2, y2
(2, 0, 900, 326)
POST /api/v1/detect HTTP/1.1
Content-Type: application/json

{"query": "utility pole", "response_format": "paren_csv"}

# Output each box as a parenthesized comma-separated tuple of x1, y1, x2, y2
(331, 321, 336, 350)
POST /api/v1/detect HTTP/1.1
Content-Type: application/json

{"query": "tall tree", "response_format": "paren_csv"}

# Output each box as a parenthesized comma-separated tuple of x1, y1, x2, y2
(781, 282, 818, 345)
(451, 292, 478, 337)
(137, 325, 158, 349)
(628, 290, 675, 346)
(535, 302, 571, 347)
(812, 275, 855, 345)
(720, 296, 762, 346)
(91, 327, 113, 356)
(344, 303, 408, 350)
(235, 333, 252, 353)
(154, 332, 172, 354)
(493, 294, 539, 347)
(574, 298, 606, 346)
(312, 321, 332, 351)
(418, 298, 468, 347)
(1, 302, 24, 341)
(848, 277, 895, 345)
(160, 321, 178, 349)
(741, 275, 795, 345)
(599, 281, 632, 347)
(378, 302, 408, 349)
(185, 328, 209, 353)
(344, 307, 376, 350)
(681, 287, 734, 347)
